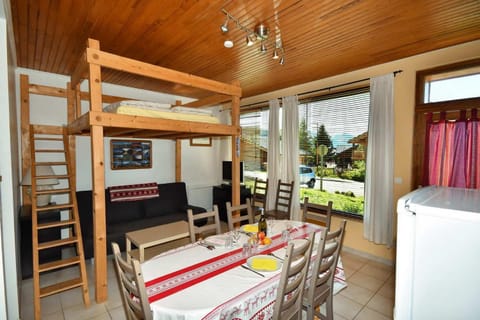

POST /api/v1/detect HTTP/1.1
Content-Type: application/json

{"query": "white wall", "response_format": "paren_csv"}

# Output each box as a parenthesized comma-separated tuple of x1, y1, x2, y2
(1, 0, 20, 316)
(15, 68, 224, 210)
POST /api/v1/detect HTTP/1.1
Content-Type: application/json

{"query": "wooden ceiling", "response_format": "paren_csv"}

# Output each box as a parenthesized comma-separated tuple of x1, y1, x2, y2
(9, 0, 480, 100)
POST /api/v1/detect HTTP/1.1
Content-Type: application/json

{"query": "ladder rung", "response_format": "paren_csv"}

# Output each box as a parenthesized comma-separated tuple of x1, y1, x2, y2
(38, 219, 76, 230)
(38, 237, 78, 250)
(34, 161, 67, 166)
(39, 277, 84, 298)
(36, 188, 71, 195)
(34, 174, 70, 180)
(35, 149, 66, 153)
(39, 256, 81, 273)
(35, 203, 74, 211)
(33, 137, 63, 141)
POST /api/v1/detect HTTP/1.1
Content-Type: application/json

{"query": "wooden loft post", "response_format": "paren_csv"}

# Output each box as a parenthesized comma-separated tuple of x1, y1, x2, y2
(175, 140, 182, 182)
(175, 100, 182, 182)
(20, 74, 31, 205)
(230, 80, 241, 207)
(87, 38, 108, 303)
(66, 82, 77, 192)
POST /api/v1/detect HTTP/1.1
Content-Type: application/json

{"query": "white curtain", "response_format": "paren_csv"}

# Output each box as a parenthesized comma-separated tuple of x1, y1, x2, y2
(266, 99, 280, 211)
(363, 74, 394, 247)
(280, 95, 300, 220)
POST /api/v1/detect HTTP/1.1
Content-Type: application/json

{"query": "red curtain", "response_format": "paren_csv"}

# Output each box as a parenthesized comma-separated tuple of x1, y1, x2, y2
(423, 109, 479, 188)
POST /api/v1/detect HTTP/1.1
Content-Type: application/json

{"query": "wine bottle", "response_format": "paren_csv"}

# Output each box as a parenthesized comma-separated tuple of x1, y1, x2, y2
(258, 208, 267, 236)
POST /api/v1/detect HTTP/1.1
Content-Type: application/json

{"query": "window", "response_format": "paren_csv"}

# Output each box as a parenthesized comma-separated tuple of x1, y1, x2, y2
(298, 88, 370, 216)
(240, 87, 370, 217)
(423, 67, 480, 103)
(413, 59, 480, 188)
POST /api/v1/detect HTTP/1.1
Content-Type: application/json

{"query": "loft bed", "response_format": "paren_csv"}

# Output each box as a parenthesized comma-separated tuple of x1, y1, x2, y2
(21, 38, 243, 303)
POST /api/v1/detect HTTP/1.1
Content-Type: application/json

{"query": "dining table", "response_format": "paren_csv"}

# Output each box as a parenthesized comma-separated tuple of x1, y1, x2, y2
(141, 220, 347, 320)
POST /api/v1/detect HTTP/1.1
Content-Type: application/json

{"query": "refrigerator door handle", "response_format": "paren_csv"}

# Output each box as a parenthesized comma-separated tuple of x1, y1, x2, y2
(404, 199, 416, 215)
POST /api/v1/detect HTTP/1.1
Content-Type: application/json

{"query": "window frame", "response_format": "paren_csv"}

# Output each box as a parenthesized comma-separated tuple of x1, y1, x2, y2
(412, 59, 480, 189)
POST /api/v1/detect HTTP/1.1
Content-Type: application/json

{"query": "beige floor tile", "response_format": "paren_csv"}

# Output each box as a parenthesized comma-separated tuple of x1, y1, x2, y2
(41, 294, 63, 316)
(59, 287, 89, 310)
(333, 294, 363, 320)
(341, 254, 369, 272)
(339, 282, 375, 305)
(63, 303, 109, 320)
(348, 271, 385, 292)
(333, 312, 350, 320)
(42, 311, 65, 320)
(358, 263, 393, 282)
(108, 306, 127, 320)
(366, 293, 394, 318)
(354, 307, 391, 320)
(377, 279, 395, 300)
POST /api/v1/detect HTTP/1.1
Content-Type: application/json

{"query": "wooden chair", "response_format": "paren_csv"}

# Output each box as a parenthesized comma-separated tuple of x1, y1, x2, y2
(226, 198, 254, 231)
(111, 242, 152, 320)
(265, 179, 295, 220)
(303, 220, 347, 320)
(273, 232, 315, 320)
(187, 205, 221, 242)
(302, 197, 333, 230)
(251, 177, 268, 213)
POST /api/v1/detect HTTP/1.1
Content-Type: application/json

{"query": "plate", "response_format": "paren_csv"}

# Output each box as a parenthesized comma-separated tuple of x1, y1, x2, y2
(247, 255, 282, 272)
(204, 235, 228, 246)
(241, 224, 258, 233)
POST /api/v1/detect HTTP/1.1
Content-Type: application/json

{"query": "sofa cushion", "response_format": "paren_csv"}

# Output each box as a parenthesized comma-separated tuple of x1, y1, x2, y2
(106, 191, 144, 224)
(144, 182, 189, 217)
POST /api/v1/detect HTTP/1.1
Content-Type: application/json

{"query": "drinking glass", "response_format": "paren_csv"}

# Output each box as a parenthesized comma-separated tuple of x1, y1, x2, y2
(224, 233, 234, 249)
(232, 228, 241, 244)
(267, 217, 275, 235)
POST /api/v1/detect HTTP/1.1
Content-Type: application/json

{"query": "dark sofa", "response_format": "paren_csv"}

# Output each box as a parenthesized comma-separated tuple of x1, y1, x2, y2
(76, 182, 206, 259)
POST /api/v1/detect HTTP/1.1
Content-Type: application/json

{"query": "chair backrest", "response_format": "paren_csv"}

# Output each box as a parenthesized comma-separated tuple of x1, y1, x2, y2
(302, 197, 333, 230)
(303, 220, 347, 318)
(251, 177, 268, 211)
(226, 198, 254, 231)
(273, 232, 315, 320)
(274, 179, 295, 213)
(111, 242, 152, 320)
(187, 205, 221, 243)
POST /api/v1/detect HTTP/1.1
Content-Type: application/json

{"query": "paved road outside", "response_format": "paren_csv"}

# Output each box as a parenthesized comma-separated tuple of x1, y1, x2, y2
(245, 172, 365, 197)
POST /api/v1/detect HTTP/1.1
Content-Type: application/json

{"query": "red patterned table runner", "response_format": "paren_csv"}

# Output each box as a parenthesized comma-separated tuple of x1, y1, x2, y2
(145, 223, 322, 303)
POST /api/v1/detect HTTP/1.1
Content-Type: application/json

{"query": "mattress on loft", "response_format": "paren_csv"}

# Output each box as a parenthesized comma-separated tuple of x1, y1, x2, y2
(103, 100, 220, 124)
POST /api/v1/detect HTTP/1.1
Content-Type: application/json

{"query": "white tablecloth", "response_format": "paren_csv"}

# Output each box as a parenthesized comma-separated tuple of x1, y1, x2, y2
(141, 220, 347, 320)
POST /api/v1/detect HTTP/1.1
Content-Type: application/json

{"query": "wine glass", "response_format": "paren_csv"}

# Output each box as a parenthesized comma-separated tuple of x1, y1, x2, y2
(232, 228, 241, 244)
(267, 217, 275, 235)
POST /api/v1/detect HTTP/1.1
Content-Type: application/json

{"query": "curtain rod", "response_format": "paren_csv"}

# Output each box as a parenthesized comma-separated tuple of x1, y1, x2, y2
(241, 69, 403, 109)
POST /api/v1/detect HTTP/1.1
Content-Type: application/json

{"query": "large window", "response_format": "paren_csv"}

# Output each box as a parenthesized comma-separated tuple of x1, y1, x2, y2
(240, 87, 370, 217)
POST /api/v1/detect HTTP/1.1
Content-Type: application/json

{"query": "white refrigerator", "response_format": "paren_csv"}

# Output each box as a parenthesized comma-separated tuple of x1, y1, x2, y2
(395, 186, 480, 320)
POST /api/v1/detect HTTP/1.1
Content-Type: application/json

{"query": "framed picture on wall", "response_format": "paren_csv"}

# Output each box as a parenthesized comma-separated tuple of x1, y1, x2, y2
(111, 139, 152, 170)
(190, 137, 212, 147)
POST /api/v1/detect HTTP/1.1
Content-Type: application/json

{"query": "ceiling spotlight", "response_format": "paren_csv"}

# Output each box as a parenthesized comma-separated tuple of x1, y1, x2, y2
(260, 41, 267, 53)
(272, 48, 279, 59)
(220, 17, 229, 33)
(255, 23, 269, 40)
(218, 9, 286, 64)
(246, 34, 255, 46)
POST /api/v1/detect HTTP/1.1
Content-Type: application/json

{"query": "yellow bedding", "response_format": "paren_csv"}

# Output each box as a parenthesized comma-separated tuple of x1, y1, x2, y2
(112, 106, 220, 124)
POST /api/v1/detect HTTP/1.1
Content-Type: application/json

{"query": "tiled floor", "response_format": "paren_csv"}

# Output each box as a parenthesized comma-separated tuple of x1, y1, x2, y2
(20, 249, 395, 320)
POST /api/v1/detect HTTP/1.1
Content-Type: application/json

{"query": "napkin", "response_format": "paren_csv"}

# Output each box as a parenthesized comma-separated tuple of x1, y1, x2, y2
(243, 225, 258, 233)
(250, 257, 278, 271)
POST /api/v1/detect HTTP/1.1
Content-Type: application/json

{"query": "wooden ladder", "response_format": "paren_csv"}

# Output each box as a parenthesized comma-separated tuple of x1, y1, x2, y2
(29, 125, 90, 320)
